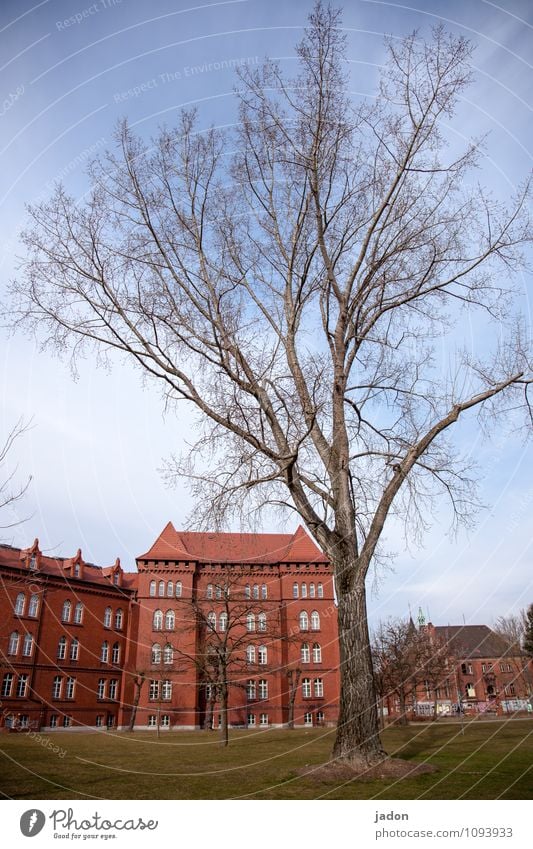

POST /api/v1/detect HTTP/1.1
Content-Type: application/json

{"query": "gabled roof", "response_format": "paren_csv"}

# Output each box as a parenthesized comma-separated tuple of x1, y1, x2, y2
(434, 624, 524, 658)
(137, 522, 328, 564)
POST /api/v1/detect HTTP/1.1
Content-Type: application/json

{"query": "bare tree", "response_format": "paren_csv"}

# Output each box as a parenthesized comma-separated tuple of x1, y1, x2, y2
(492, 611, 528, 650)
(524, 605, 533, 658)
(373, 618, 421, 725)
(1, 419, 32, 533)
(417, 629, 458, 719)
(9, 4, 533, 766)
(127, 671, 147, 732)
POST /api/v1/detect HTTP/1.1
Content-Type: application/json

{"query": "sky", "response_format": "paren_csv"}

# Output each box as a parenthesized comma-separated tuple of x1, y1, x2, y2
(0, 0, 532, 629)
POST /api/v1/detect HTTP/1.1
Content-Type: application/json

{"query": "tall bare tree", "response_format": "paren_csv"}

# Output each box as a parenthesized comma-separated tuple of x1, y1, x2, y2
(9, 4, 532, 766)
(1, 419, 32, 533)
(492, 611, 528, 649)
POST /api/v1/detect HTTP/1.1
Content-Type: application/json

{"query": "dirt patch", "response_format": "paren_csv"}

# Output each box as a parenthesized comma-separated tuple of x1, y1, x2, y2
(298, 758, 438, 783)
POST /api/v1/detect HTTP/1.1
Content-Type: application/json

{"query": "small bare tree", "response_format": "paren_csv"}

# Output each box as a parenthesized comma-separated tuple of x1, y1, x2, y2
(1, 419, 32, 534)
(492, 612, 528, 650)
(373, 619, 421, 725)
(9, 3, 533, 766)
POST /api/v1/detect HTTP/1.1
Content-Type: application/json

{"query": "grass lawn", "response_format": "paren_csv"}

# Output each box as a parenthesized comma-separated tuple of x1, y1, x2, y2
(1, 719, 532, 800)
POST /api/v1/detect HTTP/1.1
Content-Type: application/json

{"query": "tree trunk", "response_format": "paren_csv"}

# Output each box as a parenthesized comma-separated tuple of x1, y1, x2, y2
(219, 681, 229, 747)
(204, 694, 215, 730)
(331, 573, 387, 766)
(128, 675, 145, 732)
(397, 690, 408, 726)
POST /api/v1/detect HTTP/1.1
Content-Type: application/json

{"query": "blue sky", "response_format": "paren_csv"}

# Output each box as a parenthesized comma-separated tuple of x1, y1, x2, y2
(0, 0, 532, 628)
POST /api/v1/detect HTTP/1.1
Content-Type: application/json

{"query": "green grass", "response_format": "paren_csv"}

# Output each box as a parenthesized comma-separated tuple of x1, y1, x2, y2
(1, 719, 532, 800)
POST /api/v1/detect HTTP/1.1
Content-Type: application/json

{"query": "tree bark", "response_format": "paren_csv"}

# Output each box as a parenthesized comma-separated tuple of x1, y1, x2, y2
(219, 679, 229, 747)
(331, 568, 387, 766)
(128, 675, 145, 732)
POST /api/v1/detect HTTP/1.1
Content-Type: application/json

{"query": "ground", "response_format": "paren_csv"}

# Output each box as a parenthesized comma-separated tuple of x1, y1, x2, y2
(0, 719, 531, 800)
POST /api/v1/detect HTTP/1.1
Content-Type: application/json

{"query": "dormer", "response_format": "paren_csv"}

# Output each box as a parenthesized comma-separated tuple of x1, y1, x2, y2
(108, 557, 123, 587)
(64, 548, 85, 580)
(20, 538, 42, 572)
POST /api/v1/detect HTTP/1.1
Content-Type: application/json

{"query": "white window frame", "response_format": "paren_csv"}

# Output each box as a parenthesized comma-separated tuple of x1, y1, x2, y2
(29, 594, 39, 617)
(258, 645, 267, 665)
(153, 609, 163, 630)
(14, 593, 25, 615)
(8, 631, 19, 655)
(103, 607, 112, 628)
(302, 678, 311, 698)
(23, 633, 34, 657)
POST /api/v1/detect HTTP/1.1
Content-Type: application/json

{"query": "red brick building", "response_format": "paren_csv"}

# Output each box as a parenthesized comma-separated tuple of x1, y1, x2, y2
(0, 525, 340, 731)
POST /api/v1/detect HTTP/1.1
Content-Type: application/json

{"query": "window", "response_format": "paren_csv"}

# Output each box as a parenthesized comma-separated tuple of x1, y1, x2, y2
(8, 631, 19, 655)
(16, 674, 28, 697)
(302, 678, 311, 698)
(301, 642, 310, 663)
(299, 611, 309, 631)
(149, 680, 160, 700)
(247, 713, 255, 726)
(106, 714, 115, 728)
(309, 583, 315, 598)
(148, 715, 157, 727)
(163, 644, 173, 664)
(95, 715, 104, 727)
(2, 674, 14, 697)
(310, 610, 320, 631)
(246, 645, 256, 663)
(152, 643, 161, 664)
(63, 715, 72, 728)
(159, 581, 165, 597)
(316, 710, 325, 724)
(245, 584, 251, 599)
(23, 633, 33, 657)
(61, 600, 71, 622)
(207, 611, 216, 631)
(317, 583, 323, 598)
(14, 593, 25, 615)
(69, 638, 79, 661)
(112, 642, 120, 663)
(115, 609, 123, 630)
(206, 584, 213, 599)
(103, 607, 112, 627)
(507, 664, 512, 672)
(113, 572, 119, 586)
(73, 564, 80, 577)
(29, 594, 39, 617)
(162, 680, 172, 700)
(219, 612, 228, 632)
(97, 679, 106, 699)
(216, 585, 222, 599)
(101, 641, 109, 662)
(509, 683, 516, 695)
(149, 580, 156, 597)
(247, 680, 256, 700)
(312, 643, 322, 663)
(165, 610, 175, 630)
(18, 714, 29, 728)
(74, 602, 83, 623)
(304, 712, 313, 726)
(109, 679, 118, 700)
(246, 613, 255, 632)
(175, 581, 182, 598)
(66, 677, 76, 699)
(258, 613, 267, 632)
(29, 554, 37, 570)
(52, 676, 62, 699)
(253, 585, 259, 599)
(259, 713, 268, 726)
(153, 609, 163, 630)
(50, 715, 59, 728)
(261, 584, 267, 599)
(301, 583, 307, 598)
(293, 583, 299, 599)
(465, 683, 476, 698)
(481, 663, 486, 673)
(258, 645, 267, 665)
(161, 714, 170, 728)
(167, 581, 174, 597)
(57, 636, 67, 660)
(314, 678, 323, 697)
(258, 679, 268, 699)
(499, 663, 505, 672)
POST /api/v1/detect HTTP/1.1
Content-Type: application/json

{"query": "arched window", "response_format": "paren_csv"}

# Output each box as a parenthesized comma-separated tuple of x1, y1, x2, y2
(8, 631, 19, 655)
(23, 633, 34, 657)
(165, 610, 175, 630)
(151, 643, 161, 663)
(317, 583, 323, 598)
(246, 645, 256, 663)
(103, 606, 112, 627)
(299, 611, 309, 631)
(62, 600, 71, 622)
(301, 642, 310, 663)
(100, 641, 109, 662)
(301, 583, 307, 598)
(206, 584, 213, 599)
(14, 593, 25, 615)
(149, 580, 156, 597)
(310, 611, 320, 631)
(258, 645, 267, 665)
(215, 585, 222, 599)
(246, 613, 255, 632)
(69, 638, 79, 661)
(309, 583, 315, 598)
(207, 611, 216, 631)
(245, 584, 251, 599)
(74, 602, 83, 623)
(167, 581, 174, 597)
(175, 581, 182, 598)
(293, 582, 299, 598)
(153, 609, 163, 631)
(312, 643, 322, 663)
(261, 584, 267, 599)
(219, 612, 228, 632)
(28, 594, 39, 617)
(258, 612, 267, 632)
(163, 644, 173, 664)
(158, 581, 165, 597)
(252, 585, 259, 599)
(115, 609, 123, 630)
(57, 636, 67, 659)
(112, 642, 120, 663)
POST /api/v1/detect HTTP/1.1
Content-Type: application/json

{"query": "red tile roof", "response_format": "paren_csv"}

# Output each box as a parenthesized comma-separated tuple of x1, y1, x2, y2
(0, 543, 136, 591)
(137, 522, 328, 564)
